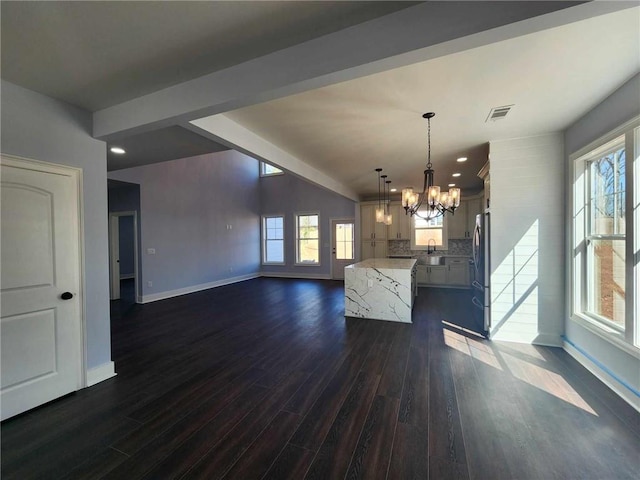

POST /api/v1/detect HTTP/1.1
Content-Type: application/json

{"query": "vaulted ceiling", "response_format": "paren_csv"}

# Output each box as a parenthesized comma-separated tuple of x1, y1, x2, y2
(2, 1, 638, 200)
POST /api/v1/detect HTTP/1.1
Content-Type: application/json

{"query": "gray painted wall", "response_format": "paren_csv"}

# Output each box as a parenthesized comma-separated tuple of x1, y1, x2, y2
(108, 150, 260, 298)
(564, 73, 640, 397)
(1, 80, 111, 370)
(259, 172, 356, 277)
(108, 183, 143, 295)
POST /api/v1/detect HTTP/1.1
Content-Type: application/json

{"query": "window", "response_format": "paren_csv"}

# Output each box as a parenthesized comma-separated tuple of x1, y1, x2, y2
(586, 139, 626, 329)
(572, 119, 639, 349)
(262, 215, 284, 264)
(260, 162, 283, 176)
(411, 212, 448, 250)
(296, 213, 319, 264)
(335, 222, 354, 260)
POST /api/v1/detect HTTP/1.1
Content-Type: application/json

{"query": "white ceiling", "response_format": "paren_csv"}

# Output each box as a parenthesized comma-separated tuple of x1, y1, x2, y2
(225, 7, 640, 196)
(2, 2, 639, 198)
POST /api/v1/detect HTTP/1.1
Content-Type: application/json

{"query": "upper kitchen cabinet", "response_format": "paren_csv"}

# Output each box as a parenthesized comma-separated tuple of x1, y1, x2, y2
(360, 202, 388, 260)
(448, 195, 483, 239)
(360, 203, 387, 241)
(388, 203, 411, 240)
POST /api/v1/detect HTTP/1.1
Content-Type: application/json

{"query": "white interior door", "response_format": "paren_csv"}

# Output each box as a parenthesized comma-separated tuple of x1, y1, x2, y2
(331, 219, 355, 280)
(1, 156, 82, 420)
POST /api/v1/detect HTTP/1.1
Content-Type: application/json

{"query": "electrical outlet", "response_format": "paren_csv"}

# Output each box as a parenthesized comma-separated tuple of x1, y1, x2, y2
(147, 281, 152, 287)
(147, 248, 156, 255)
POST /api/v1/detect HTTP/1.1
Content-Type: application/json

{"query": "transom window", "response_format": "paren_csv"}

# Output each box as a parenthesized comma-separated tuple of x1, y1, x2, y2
(296, 213, 320, 265)
(262, 215, 284, 264)
(260, 162, 283, 176)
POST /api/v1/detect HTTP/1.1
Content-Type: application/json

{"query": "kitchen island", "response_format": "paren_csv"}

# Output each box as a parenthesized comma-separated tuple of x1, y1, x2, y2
(344, 258, 417, 323)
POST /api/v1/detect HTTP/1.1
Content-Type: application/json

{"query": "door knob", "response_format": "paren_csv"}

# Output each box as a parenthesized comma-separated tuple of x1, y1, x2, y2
(60, 292, 74, 300)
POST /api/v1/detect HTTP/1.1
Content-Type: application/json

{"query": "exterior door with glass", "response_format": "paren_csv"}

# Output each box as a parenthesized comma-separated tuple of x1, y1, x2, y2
(331, 219, 355, 280)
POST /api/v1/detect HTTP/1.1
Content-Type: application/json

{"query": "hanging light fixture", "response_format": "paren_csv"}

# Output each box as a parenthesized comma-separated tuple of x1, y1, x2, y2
(381, 175, 393, 226)
(402, 112, 461, 219)
(375, 168, 385, 223)
(384, 178, 393, 225)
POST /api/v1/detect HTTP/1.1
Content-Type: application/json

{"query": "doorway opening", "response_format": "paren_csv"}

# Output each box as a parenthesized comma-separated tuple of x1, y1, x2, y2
(109, 211, 140, 307)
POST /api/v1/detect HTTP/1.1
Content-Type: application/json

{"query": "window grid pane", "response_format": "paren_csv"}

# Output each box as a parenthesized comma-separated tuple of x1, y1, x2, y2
(263, 216, 284, 263)
(297, 214, 319, 264)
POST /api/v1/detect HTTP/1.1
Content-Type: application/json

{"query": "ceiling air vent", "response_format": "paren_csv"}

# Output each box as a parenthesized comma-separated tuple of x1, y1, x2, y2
(486, 104, 514, 122)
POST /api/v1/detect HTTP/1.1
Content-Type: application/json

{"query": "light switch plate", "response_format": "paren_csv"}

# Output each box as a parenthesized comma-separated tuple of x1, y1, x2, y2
(147, 248, 156, 255)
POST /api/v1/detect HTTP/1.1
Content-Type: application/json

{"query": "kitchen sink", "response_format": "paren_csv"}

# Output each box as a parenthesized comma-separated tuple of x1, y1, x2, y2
(422, 256, 445, 265)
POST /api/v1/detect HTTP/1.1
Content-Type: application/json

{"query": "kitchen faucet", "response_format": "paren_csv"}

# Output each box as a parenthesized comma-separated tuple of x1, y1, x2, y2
(427, 239, 436, 255)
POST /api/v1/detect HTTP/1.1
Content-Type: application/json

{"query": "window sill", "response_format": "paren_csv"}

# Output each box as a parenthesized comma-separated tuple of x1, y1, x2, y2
(570, 313, 640, 360)
(295, 262, 320, 267)
(262, 262, 285, 266)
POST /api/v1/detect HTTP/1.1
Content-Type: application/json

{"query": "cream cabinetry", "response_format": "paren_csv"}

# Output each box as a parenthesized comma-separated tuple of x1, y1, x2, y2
(448, 195, 482, 239)
(360, 203, 388, 260)
(416, 257, 470, 287)
(387, 203, 411, 240)
(446, 258, 469, 285)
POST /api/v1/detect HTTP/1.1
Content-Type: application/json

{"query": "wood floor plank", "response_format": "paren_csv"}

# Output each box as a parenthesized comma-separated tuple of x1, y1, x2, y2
(387, 422, 429, 480)
(344, 395, 399, 480)
(102, 384, 269, 480)
(262, 444, 316, 480)
(59, 447, 129, 480)
(398, 345, 429, 427)
(201, 410, 301, 480)
(303, 371, 380, 480)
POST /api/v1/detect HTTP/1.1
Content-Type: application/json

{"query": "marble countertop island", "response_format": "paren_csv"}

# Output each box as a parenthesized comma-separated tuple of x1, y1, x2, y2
(344, 258, 417, 323)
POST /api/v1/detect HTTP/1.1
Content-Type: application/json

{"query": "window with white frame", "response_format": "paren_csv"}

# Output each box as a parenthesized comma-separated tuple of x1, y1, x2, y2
(296, 213, 319, 264)
(572, 119, 639, 348)
(262, 215, 284, 264)
(260, 162, 283, 176)
(411, 212, 448, 250)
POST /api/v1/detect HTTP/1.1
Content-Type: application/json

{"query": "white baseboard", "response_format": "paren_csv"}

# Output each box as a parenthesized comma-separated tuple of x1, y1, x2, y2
(120, 273, 134, 280)
(86, 361, 116, 387)
(140, 273, 260, 303)
(261, 272, 332, 280)
(532, 333, 563, 347)
(563, 340, 640, 413)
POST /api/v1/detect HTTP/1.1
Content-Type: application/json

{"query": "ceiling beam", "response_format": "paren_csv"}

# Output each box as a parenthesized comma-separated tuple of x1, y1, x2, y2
(93, 1, 620, 141)
(187, 115, 360, 202)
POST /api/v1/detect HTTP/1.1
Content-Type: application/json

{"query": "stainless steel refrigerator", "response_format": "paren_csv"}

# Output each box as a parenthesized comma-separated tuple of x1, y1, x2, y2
(471, 212, 490, 336)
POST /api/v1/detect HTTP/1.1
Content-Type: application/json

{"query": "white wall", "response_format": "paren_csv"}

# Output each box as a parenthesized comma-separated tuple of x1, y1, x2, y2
(489, 133, 564, 346)
(1, 80, 112, 371)
(564, 74, 640, 406)
(108, 150, 261, 302)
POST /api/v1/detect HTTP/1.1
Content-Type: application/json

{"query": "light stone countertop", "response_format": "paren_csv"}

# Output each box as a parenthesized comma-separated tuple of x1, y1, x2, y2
(346, 258, 417, 270)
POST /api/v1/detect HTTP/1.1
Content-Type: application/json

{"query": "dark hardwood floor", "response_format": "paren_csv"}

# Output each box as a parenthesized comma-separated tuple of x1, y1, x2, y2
(2, 278, 639, 479)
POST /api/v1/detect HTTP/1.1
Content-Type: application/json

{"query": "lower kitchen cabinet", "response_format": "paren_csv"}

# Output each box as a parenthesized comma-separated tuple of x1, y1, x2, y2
(447, 259, 469, 285)
(416, 258, 470, 287)
(416, 265, 447, 285)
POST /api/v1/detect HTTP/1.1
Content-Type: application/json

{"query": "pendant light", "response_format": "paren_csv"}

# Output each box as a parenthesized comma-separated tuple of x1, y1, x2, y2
(375, 168, 385, 223)
(384, 178, 393, 225)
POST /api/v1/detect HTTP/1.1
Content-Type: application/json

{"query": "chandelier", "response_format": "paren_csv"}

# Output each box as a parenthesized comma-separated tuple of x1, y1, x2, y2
(402, 112, 461, 220)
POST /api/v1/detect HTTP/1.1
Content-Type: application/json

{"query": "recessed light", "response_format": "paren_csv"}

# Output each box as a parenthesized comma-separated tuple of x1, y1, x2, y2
(452, 173, 461, 177)
(110, 147, 126, 154)
(448, 183, 456, 187)
(390, 188, 397, 192)
(457, 157, 467, 162)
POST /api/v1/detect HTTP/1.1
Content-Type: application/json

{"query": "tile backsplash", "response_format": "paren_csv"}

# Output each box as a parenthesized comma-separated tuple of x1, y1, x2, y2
(388, 239, 472, 258)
